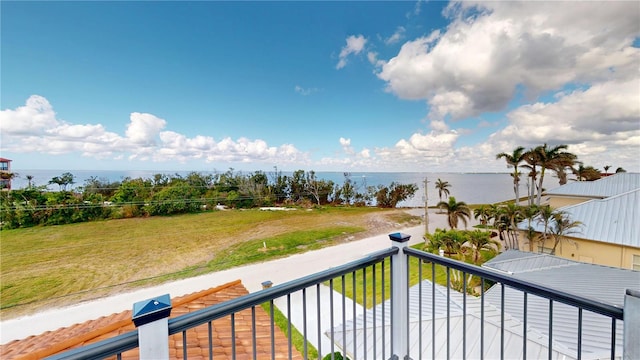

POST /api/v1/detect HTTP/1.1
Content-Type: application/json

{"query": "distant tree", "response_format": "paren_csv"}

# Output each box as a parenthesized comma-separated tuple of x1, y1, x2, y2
(603, 165, 611, 175)
(573, 165, 601, 181)
(496, 146, 526, 204)
(25, 175, 34, 188)
(374, 182, 418, 208)
(437, 196, 471, 229)
(434, 178, 451, 204)
(549, 211, 583, 255)
(305, 171, 334, 205)
(616, 167, 627, 173)
(49, 172, 75, 191)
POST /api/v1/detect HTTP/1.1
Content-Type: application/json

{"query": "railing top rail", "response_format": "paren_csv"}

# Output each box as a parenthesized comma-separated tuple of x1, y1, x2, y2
(45, 330, 139, 360)
(404, 247, 624, 320)
(169, 246, 398, 334)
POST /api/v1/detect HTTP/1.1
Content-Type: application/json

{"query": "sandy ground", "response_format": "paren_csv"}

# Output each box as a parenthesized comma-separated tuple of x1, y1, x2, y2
(0, 209, 478, 345)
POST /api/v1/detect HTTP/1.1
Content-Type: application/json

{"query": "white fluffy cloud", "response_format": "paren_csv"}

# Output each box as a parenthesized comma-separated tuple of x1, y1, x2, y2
(0, 95, 308, 166)
(377, 1, 639, 120)
(336, 35, 367, 69)
(0, 95, 59, 135)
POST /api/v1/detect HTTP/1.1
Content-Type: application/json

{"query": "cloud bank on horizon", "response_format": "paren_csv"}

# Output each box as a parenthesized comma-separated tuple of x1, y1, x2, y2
(1, 1, 639, 173)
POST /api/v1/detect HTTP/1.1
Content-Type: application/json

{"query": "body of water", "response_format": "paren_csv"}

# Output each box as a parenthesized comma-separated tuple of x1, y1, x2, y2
(8, 169, 561, 206)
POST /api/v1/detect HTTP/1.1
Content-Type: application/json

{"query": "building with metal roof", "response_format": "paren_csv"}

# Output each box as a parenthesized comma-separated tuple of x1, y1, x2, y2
(542, 172, 640, 208)
(518, 173, 640, 270)
(328, 279, 586, 359)
(483, 250, 639, 358)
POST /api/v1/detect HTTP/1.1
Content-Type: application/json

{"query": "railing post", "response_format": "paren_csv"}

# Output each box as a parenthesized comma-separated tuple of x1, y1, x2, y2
(624, 289, 640, 360)
(389, 232, 411, 360)
(132, 294, 172, 360)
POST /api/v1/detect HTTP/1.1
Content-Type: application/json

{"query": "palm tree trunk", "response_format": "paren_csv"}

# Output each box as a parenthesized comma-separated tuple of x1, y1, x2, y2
(536, 169, 546, 206)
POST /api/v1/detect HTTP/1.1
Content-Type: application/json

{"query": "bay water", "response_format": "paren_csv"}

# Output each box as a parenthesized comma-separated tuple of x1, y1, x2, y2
(9, 169, 560, 206)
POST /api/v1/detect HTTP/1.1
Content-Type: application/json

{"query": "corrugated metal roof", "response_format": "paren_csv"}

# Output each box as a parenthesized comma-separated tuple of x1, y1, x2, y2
(329, 280, 580, 360)
(545, 173, 640, 198)
(484, 286, 623, 359)
(484, 249, 537, 265)
(484, 250, 575, 274)
(484, 250, 640, 307)
(519, 189, 640, 248)
(481, 250, 638, 358)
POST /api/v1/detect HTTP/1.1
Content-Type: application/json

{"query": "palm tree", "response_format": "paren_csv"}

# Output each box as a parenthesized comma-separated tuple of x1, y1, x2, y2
(434, 178, 451, 206)
(522, 149, 540, 206)
(531, 143, 574, 206)
(437, 196, 471, 229)
(464, 230, 501, 264)
(424, 228, 447, 253)
(26, 175, 34, 188)
(549, 211, 583, 255)
(496, 146, 526, 205)
(425, 228, 466, 258)
(521, 204, 540, 252)
(551, 151, 578, 185)
(616, 167, 626, 173)
(536, 205, 554, 251)
(473, 204, 492, 226)
(603, 165, 611, 175)
(502, 203, 523, 250)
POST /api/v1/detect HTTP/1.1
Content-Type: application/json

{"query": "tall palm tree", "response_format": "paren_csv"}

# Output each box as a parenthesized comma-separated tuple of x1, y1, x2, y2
(502, 203, 523, 250)
(550, 211, 583, 255)
(437, 196, 471, 229)
(464, 230, 501, 264)
(522, 149, 540, 206)
(551, 151, 578, 185)
(434, 178, 451, 204)
(536, 205, 555, 251)
(532, 143, 573, 206)
(603, 165, 611, 175)
(522, 204, 540, 252)
(496, 146, 526, 205)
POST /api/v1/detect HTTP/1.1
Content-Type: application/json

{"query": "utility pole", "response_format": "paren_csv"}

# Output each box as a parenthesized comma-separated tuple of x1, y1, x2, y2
(424, 177, 429, 234)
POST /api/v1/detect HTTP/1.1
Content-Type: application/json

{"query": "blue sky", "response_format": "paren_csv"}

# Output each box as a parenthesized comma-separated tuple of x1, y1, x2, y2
(1, 1, 639, 173)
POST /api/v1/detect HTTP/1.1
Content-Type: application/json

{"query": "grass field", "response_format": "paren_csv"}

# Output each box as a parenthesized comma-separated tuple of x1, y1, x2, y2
(329, 244, 497, 307)
(0, 206, 421, 318)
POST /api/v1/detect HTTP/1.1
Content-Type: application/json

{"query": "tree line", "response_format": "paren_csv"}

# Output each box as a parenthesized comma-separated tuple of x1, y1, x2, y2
(0, 169, 418, 229)
(426, 199, 582, 258)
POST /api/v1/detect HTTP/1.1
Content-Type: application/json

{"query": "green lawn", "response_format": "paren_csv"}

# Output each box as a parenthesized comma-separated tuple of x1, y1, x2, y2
(1, 206, 419, 317)
(329, 243, 497, 307)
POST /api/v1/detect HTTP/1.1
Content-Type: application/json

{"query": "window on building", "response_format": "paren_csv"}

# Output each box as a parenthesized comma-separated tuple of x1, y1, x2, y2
(633, 254, 640, 271)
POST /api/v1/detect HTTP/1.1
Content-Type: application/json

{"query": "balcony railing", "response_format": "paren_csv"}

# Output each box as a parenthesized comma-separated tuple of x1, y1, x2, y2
(47, 233, 637, 360)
